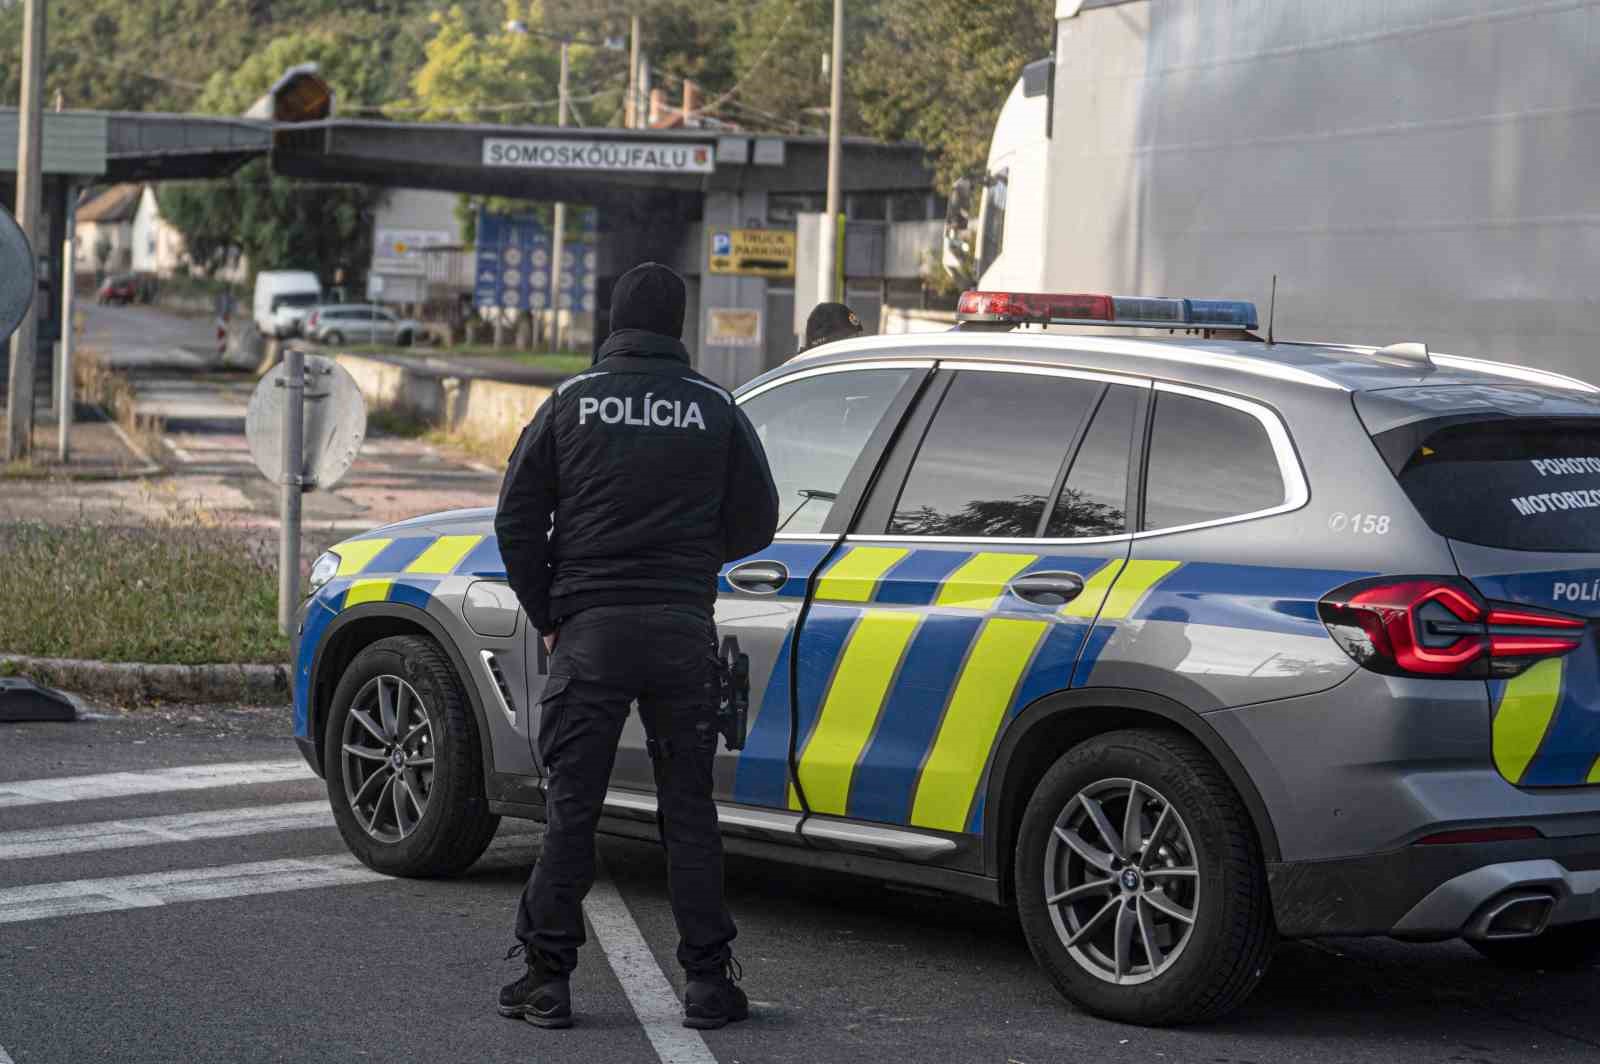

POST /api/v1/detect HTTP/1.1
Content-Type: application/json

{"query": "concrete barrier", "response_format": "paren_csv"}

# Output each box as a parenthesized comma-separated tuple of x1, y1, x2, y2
(333, 351, 561, 457)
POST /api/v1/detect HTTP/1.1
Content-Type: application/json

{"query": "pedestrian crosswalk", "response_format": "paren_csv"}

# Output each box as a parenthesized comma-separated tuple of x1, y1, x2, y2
(0, 753, 718, 1064)
(0, 759, 313, 808)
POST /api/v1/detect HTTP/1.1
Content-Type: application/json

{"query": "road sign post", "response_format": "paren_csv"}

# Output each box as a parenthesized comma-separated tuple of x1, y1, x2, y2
(277, 345, 305, 635)
(245, 350, 368, 636)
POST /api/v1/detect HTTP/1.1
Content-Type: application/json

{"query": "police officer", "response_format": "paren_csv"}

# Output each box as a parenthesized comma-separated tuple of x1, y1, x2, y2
(800, 300, 864, 352)
(495, 261, 779, 1031)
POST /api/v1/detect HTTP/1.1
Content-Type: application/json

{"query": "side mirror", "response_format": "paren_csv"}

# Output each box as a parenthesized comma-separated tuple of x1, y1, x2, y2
(0, 206, 35, 345)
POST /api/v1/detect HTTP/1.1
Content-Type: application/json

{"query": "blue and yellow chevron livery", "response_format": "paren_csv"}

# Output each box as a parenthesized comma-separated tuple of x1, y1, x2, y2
(292, 530, 503, 740)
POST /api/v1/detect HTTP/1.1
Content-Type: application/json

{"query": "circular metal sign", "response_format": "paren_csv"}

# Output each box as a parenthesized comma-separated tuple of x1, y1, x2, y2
(245, 352, 368, 490)
(0, 206, 35, 345)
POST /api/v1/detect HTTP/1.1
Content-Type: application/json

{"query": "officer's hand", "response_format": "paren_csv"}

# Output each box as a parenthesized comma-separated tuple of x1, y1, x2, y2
(543, 630, 558, 655)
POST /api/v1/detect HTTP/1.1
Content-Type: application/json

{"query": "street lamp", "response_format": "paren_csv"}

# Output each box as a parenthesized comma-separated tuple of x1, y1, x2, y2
(818, 0, 845, 305)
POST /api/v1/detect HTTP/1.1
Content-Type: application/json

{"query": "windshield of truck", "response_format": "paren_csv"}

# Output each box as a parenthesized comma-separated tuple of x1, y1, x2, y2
(272, 293, 320, 311)
(1389, 418, 1600, 552)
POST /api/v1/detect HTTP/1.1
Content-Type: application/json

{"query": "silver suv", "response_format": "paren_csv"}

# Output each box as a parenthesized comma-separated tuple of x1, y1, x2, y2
(292, 291, 1600, 1025)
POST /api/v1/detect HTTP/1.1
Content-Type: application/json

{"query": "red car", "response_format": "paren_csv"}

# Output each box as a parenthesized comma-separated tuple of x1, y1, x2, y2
(96, 275, 137, 305)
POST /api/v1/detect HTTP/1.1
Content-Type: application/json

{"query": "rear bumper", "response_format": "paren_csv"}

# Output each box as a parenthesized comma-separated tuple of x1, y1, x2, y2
(1269, 833, 1600, 938)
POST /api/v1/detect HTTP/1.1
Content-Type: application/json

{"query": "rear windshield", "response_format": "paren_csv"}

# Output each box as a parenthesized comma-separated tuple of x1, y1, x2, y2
(272, 292, 320, 310)
(1389, 418, 1600, 552)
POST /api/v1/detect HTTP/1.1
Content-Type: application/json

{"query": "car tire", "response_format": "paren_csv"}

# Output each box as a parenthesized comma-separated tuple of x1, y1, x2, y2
(1470, 920, 1600, 969)
(324, 329, 343, 345)
(323, 634, 499, 877)
(1014, 728, 1276, 1026)
(396, 330, 413, 347)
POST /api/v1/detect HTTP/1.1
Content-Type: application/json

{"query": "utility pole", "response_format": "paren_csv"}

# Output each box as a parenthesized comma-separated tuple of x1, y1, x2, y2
(817, 0, 845, 305)
(7, 0, 46, 462)
(549, 39, 570, 352)
(58, 183, 77, 461)
(626, 14, 642, 129)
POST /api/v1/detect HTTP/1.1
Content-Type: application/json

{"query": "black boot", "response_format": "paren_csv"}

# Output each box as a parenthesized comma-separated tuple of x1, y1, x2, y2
(683, 956, 748, 1030)
(498, 944, 573, 1029)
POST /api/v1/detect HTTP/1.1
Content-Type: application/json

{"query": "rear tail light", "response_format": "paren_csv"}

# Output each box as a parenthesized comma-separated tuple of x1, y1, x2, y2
(1318, 577, 1586, 679)
(1415, 825, 1543, 845)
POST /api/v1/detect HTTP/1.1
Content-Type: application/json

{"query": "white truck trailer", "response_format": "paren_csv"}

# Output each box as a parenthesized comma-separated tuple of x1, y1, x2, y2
(966, 0, 1600, 380)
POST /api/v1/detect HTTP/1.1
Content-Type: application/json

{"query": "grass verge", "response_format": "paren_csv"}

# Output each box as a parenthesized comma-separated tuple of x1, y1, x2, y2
(77, 344, 165, 459)
(0, 519, 288, 665)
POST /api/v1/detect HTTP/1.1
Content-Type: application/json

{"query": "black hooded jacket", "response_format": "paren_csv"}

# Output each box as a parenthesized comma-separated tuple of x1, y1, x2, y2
(495, 328, 780, 634)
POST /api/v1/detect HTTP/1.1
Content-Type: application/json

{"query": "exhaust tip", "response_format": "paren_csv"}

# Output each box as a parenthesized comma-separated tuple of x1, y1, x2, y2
(1467, 891, 1556, 941)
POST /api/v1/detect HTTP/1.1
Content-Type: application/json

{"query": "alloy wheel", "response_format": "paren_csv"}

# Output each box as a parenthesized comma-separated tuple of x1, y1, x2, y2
(1042, 777, 1201, 985)
(341, 674, 435, 842)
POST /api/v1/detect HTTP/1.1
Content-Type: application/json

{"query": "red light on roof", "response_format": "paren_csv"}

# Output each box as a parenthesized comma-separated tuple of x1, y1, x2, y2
(956, 290, 1114, 323)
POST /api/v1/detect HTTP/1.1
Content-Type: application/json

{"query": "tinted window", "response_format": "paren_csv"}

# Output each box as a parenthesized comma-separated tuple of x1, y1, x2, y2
(1143, 392, 1284, 530)
(890, 370, 1099, 537)
(741, 368, 912, 535)
(1391, 419, 1600, 552)
(979, 171, 1007, 277)
(1046, 385, 1138, 538)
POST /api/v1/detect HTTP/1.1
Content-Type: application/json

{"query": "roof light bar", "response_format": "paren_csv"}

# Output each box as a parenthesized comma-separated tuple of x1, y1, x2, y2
(957, 290, 1259, 331)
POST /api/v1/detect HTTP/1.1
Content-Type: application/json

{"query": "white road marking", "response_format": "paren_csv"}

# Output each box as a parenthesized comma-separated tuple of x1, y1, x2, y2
(0, 760, 315, 808)
(0, 855, 383, 924)
(0, 836, 537, 925)
(585, 867, 718, 1064)
(162, 437, 197, 463)
(0, 1041, 12, 1063)
(0, 801, 333, 861)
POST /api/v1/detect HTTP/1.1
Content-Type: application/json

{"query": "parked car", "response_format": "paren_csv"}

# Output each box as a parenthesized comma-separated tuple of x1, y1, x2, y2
(305, 304, 422, 347)
(254, 270, 323, 338)
(96, 274, 138, 305)
(292, 288, 1600, 1025)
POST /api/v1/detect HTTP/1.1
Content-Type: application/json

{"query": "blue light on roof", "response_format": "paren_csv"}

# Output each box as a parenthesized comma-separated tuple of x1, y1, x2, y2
(1189, 300, 1259, 329)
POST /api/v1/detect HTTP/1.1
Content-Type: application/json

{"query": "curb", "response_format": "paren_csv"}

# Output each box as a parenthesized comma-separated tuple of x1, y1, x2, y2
(0, 655, 290, 706)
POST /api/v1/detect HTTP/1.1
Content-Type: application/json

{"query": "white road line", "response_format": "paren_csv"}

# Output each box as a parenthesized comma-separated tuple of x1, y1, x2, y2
(0, 760, 315, 808)
(585, 868, 718, 1064)
(162, 436, 197, 463)
(0, 1041, 12, 1064)
(0, 801, 333, 861)
(0, 855, 383, 924)
(0, 836, 536, 925)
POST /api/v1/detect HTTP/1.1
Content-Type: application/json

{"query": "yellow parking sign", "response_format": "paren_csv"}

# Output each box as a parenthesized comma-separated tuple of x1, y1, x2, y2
(708, 228, 796, 278)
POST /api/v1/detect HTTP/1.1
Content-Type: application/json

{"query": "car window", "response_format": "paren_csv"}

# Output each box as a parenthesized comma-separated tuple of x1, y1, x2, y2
(889, 369, 1100, 538)
(1389, 418, 1600, 552)
(1045, 384, 1138, 538)
(1142, 391, 1284, 531)
(740, 367, 913, 535)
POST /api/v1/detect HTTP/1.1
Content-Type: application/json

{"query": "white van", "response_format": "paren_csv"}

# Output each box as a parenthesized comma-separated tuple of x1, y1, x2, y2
(253, 271, 323, 338)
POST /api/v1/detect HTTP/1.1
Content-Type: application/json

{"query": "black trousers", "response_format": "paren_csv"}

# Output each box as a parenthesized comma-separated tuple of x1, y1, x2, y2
(514, 603, 737, 976)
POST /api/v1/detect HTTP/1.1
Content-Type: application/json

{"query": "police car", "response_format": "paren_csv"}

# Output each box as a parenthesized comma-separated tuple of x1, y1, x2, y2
(292, 290, 1600, 1025)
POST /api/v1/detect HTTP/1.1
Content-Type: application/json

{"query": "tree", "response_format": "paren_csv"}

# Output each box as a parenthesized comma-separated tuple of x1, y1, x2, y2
(856, 0, 1054, 189)
(160, 27, 421, 284)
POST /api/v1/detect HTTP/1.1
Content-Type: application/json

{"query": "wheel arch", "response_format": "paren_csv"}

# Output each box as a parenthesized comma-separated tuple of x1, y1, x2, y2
(982, 687, 1282, 903)
(308, 603, 494, 778)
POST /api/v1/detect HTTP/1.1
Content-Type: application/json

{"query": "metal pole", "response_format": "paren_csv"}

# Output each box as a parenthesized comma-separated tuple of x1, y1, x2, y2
(57, 181, 77, 461)
(277, 345, 305, 636)
(550, 39, 570, 352)
(6, 0, 46, 462)
(818, 0, 845, 305)
(626, 15, 641, 129)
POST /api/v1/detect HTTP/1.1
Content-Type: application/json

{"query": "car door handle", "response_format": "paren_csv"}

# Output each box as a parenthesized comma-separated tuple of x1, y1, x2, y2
(1009, 571, 1086, 607)
(727, 560, 789, 595)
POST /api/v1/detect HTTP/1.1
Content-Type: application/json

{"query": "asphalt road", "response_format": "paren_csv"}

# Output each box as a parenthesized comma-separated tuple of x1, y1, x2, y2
(2, 708, 1598, 1064)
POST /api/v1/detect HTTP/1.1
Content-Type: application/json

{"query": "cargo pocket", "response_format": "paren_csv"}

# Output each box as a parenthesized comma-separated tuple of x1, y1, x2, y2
(531, 675, 572, 776)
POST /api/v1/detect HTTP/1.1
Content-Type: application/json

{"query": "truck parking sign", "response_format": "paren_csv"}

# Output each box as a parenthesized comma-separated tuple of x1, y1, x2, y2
(708, 228, 796, 278)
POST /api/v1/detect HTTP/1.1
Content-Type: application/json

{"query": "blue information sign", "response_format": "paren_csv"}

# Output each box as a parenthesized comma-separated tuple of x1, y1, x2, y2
(475, 208, 599, 313)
